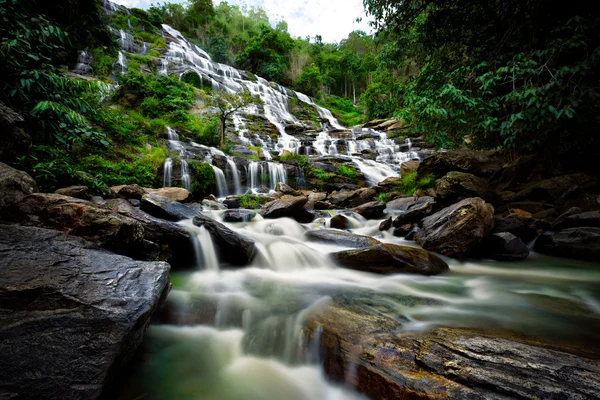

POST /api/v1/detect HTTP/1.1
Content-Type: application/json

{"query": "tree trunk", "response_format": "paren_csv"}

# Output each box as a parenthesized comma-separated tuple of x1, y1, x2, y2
(220, 117, 226, 150)
(353, 81, 356, 105)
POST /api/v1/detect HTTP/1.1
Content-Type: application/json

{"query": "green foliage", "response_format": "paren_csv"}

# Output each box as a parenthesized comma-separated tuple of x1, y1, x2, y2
(337, 164, 358, 179)
(296, 63, 322, 97)
(385, 171, 435, 196)
(238, 194, 270, 209)
(208, 89, 263, 149)
(189, 161, 215, 198)
(146, 49, 161, 58)
(318, 96, 365, 126)
(312, 168, 335, 181)
(91, 47, 117, 78)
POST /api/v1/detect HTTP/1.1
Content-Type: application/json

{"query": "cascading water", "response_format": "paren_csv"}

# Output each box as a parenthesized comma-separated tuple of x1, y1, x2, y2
(212, 165, 228, 198)
(163, 157, 173, 187)
(226, 158, 241, 195)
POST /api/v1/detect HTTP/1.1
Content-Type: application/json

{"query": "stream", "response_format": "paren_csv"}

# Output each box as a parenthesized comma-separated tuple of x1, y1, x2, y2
(119, 211, 600, 399)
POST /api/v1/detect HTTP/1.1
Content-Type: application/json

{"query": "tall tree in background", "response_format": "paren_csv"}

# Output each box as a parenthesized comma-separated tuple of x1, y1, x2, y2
(209, 89, 262, 149)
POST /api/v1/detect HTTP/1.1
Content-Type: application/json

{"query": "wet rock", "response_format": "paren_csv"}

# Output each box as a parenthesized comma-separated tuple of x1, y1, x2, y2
(141, 193, 200, 221)
(223, 196, 240, 209)
(553, 210, 600, 230)
(491, 215, 548, 243)
(314, 200, 335, 210)
(379, 217, 392, 231)
(129, 199, 141, 207)
(202, 199, 227, 210)
(418, 150, 504, 178)
(115, 184, 146, 200)
(261, 195, 314, 223)
(54, 185, 88, 199)
(435, 171, 501, 205)
(512, 173, 596, 203)
(535, 227, 600, 261)
(348, 201, 386, 219)
(330, 214, 351, 229)
(193, 214, 256, 265)
(400, 160, 420, 176)
(0, 224, 170, 400)
(331, 243, 449, 275)
(393, 223, 415, 238)
(147, 187, 193, 203)
(416, 197, 495, 256)
(222, 209, 256, 222)
(473, 232, 530, 261)
(276, 182, 300, 195)
(0, 162, 38, 209)
(305, 229, 380, 248)
(390, 196, 435, 226)
(378, 176, 402, 188)
(0, 101, 32, 160)
(506, 200, 552, 215)
(1, 193, 144, 254)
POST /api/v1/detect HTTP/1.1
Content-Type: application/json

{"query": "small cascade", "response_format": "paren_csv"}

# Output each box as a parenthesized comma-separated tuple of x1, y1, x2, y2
(353, 158, 397, 185)
(181, 159, 190, 190)
(248, 162, 262, 192)
(142, 42, 148, 54)
(268, 163, 287, 190)
(127, 19, 133, 30)
(73, 51, 93, 75)
(212, 165, 227, 198)
(226, 158, 241, 195)
(115, 51, 127, 75)
(159, 59, 168, 75)
(163, 157, 173, 187)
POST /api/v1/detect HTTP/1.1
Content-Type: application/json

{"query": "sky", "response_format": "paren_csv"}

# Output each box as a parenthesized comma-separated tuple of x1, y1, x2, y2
(111, 0, 373, 43)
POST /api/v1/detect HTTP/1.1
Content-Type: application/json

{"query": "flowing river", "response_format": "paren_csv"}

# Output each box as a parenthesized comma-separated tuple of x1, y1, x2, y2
(119, 211, 600, 399)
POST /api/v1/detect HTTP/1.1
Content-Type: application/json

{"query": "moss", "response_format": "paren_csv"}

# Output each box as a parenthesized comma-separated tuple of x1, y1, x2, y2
(145, 49, 161, 58)
(238, 195, 270, 209)
(189, 161, 215, 198)
(338, 164, 359, 179)
(382, 171, 435, 196)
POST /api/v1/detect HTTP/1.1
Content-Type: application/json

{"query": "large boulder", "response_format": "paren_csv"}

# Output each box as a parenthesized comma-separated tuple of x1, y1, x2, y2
(331, 243, 449, 275)
(347, 201, 386, 219)
(390, 196, 435, 227)
(415, 197, 495, 256)
(305, 229, 380, 248)
(0, 101, 32, 160)
(329, 214, 352, 229)
(491, 215, 548, 243)
(147, 187, 193, 202)
(114, 184, 146, 200)
(435, 171, 501, 205)
(55, 185, 88, 199)
(260, 195, 314, 223)
(0, 162, 38, 209)
(535, 227, 600, 261)
(512, 173, 596, 203)
(400, 160, 420, 176)
(473, 232, 530, 261)
(552, 210, 600, 230)
(193, 214, 256, 266)
(0, 224, 170, 399)
(305, 297, 600, 400)
(141, 193, 200, 221)
(417, 150, 503, 178)
(222, 209, 257, 223)
(1, 193, 144, 254)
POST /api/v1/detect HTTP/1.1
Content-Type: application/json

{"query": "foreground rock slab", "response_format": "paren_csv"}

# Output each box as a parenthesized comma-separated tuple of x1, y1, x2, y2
(0, 224, 170, 399)
(193, 214, 256, 265)
(416, 197, 495, 256)
(141, 193, 200, 221)
(260, 195, 314, 223)
(305, 295, 600, 400)
(331, 243, 449, 275)
(305, 229, 380, 248)
(535, 227, 600, 261)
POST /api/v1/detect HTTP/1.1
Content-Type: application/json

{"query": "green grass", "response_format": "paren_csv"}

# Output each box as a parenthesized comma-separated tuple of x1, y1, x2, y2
(337, 164, 359, 179)
(239, 195, 270, 209)
(386, 171, 435, 196)
(317, 95, 366, 126)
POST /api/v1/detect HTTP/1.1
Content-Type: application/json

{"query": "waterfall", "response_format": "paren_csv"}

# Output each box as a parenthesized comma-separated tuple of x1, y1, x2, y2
(267, 162, 287, 191)
(352, 158, 397, 185)
(212, 165, 227, 198)
(181, 160, 190, 190)
(248, 162, 262, 192)
(226, 158, 241, 195)
(115, 51, 127, 75)
(163, 157, 173, 187)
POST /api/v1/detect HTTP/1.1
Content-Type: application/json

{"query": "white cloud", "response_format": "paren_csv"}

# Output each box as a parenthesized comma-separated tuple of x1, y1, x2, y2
(111, 0, 372, 43)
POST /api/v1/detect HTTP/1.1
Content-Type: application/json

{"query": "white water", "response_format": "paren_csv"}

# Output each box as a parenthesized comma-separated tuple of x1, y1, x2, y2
(163, 157, 173, 187)
(226, 158, 241, 195)
(212, 165, 228, 198)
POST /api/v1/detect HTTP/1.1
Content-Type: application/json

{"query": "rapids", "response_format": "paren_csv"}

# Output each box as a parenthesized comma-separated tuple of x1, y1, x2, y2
(119, 211, 600, 399)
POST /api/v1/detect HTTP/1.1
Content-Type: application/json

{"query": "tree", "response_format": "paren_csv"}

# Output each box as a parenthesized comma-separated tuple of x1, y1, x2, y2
(209, 89, 262, 150)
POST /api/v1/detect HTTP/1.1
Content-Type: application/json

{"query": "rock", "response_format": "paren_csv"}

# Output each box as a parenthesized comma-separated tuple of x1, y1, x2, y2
(491, 215, 547, 243)
(223, 196, 240, 209)
(506, 200, 552, 215)
(90, 195, 104, 204)
(512, 173, 597, 203)
(129, 199, 141, 207)
(0, 224, 170, 399)
(400, 160, 420, 176)
(393, 223, 415, 238)
(141, 193, 200, 221)
(0, 101, 32, 160)
(305, 229, 380, 248)
(275, 182, 299, 195)
(193, 214, 256, 265)
(202, 199, 227, 210)
(378, 176, 402, 188)
(305, 297, 600, 400)
(435, 171, 501, 205)
(54, 185, 88, 199)
(379, 217, 392, 231)
(105, 199, 193, 267)
(416, 197, 495, 256)
(418, 150, 503, 178)
(473, 232, 530, 261)
(261, 195, 314, 223)
(390, 196, 435, 226)
(205, 194, 218, 202)
(115, 184, 146, 200)
(314, 200, 334, 210)
(0, 162, 38, 209)
(330, 215, 351, 229)
(535, 227, 600, 261)
(1, 193, 144, 254)
(222, 209, 256, 222)
(331, 243, 449, 275)
(553, 210, 600, 230)
(348, 201, 386, 219)
(147, 187, 193, 202)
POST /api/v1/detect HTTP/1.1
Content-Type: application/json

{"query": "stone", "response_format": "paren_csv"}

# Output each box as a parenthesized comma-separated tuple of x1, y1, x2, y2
(535, 227, 600, 261)
(147, 187, 193, 202)
(193, 214, 256, 266)
(202, 199, 227, 210)
(54, 185, 88, 199)
(260, 195, 314, 223)
(473, 232, 530, 261)
(379, 217, 392, 231)
(314, 201, 334, 210)
(331, 243, 449, 275)
(390, 196, 435, 226)
(416, 197, 495, 256)
(222, 209, 257, 223)
(1, 193, 144, 255)
(330, 214, 351, 229)
(115, 184, 146, 200)
(491, 215, 548, 243)
(553, 210, 600, 230)
(0, 162, 38, 209)
(305, 229, 381, 248)
(0, 224, 170, 400)
(348, 201, 386, 219)
(435, 171, 501, 205)
(400, 160, 420, 176)
(417, 150, 503, 178)
(393, 223, 415, 238)
(275, 182, 299, 195)
(141, 193, 200, 221)
(0, 101, 32, 160)
(512, 173, 596, 203)
(223, 196, 240, 209)
(378, 176, 402, 188)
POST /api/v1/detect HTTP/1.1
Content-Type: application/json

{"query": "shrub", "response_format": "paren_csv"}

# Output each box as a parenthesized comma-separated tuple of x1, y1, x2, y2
(189, 161, 215, 198)
(238, 195, 270, 209)
(338, 164, 358, 179)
